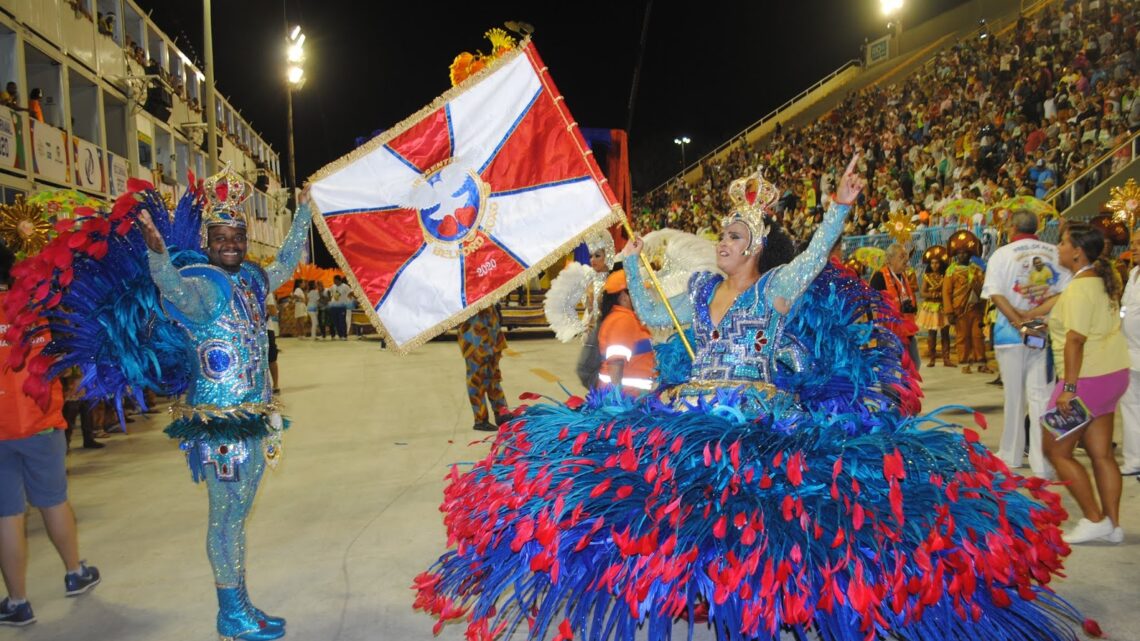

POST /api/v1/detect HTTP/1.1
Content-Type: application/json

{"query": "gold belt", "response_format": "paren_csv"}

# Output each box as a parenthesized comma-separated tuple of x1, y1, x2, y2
(661, 380, 778, 407)
(677, 379, 777, 396)
(170, 399, 281, 422)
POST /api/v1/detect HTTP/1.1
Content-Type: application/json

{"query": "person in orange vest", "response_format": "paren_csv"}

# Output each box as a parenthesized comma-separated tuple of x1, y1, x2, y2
(597, 270, 656, 392)
(0, 243, 100, 627)
(869, 243, 921, 368)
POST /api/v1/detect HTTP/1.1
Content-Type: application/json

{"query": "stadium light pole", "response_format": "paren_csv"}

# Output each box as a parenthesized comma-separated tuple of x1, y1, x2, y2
(881, 0, 903, 55)
(673, 136, 691, 170)
(204, 0, 218, 173)
(285, 25, 308, 255)
(285, 25, 305, 196)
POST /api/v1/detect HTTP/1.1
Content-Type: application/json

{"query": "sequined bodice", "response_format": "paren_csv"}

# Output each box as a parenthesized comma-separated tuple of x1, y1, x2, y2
(166, 263, 271, 407)
(688, 271, 808, 384)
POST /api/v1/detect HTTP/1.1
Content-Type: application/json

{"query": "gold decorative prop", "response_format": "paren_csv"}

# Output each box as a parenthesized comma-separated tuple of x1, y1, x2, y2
(885, 211, 915, 243)
(0, 197, 53, 258)
(1106, 178, 1140, 266)
(1106, 178, 1140, 226)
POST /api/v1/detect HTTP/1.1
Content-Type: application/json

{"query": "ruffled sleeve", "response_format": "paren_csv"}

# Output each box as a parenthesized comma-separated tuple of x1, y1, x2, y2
(265, 202, 313, 291)
(148, 251, 226, 325)
(625, 258, 695, 330)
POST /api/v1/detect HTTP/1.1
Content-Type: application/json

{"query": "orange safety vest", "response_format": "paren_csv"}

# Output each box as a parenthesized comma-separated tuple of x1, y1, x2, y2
(597, 306, 656, 390)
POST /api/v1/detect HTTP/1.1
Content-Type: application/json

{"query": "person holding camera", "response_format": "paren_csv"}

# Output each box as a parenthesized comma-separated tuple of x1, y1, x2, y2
(983, 210, 1069, 478)
(1027, 223, 1128, 544)
(870, 243, 920, 368)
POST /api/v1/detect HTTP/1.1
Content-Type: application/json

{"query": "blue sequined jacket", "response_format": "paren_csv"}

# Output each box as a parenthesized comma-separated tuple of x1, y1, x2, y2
(148, 204, 312, 417)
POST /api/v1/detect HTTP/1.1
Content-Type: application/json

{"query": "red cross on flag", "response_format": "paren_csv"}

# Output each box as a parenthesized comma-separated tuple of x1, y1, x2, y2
(308, 41, 622, 352)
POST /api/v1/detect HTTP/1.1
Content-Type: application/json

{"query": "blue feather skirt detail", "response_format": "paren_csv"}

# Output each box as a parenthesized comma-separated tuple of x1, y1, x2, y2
(416, 387, 1083, 641)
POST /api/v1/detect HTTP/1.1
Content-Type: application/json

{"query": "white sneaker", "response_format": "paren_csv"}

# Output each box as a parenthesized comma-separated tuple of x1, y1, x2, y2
(1104, 526, 1125, 544)
(1063, 518, 1115, 544)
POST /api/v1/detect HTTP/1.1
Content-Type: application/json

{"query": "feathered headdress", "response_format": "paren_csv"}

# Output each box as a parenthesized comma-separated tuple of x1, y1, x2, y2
(583, 229, 616, 271)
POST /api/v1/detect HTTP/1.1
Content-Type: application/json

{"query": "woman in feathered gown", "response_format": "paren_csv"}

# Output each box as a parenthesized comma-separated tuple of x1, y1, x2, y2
(415, 157, 1091, 641)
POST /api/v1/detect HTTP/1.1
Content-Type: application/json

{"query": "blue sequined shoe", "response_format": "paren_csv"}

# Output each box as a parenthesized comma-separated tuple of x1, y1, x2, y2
(0, 598, 36, 627)
(216, 587, 284, 640)
(240, 580, 285, 628)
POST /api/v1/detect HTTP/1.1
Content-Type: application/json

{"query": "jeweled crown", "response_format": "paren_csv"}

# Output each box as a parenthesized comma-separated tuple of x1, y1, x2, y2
(201, 164, 250, 233)
(722, 168, 778, 253)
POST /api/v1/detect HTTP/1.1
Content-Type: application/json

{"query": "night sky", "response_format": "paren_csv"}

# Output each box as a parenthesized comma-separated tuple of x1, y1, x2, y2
(150, 1, 970, 192)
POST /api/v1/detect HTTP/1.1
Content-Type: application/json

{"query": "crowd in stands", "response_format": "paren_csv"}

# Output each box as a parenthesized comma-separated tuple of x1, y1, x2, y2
(637, 0, 1140, 246)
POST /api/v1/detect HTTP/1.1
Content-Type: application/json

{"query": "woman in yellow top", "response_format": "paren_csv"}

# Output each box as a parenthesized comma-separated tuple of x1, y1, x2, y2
(1034, 223, 1129, 545)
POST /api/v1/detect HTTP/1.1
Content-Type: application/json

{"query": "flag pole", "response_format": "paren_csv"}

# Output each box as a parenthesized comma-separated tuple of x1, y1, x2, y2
(617, 215, 695, 360)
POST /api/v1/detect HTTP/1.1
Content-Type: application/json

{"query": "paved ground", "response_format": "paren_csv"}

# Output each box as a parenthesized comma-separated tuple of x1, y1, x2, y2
(10, 335, 1139, 641)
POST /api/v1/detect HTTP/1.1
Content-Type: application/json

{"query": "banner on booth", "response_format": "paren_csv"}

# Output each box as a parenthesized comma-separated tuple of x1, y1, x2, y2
(107, 152, 129, 196)
(72, 136, 106, 192)
(30, 119, 69, 185)
(0, 105, 24, 171)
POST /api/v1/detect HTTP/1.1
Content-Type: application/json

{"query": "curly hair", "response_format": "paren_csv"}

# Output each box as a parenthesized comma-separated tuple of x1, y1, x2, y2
(757, 215, 796, 274)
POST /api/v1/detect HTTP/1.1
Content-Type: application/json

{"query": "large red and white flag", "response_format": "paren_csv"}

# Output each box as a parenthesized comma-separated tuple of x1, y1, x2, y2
(308, 42, 621, 352)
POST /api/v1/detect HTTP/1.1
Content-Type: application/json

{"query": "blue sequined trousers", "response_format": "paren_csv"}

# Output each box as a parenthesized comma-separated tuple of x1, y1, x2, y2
(204, 439, 265, 586)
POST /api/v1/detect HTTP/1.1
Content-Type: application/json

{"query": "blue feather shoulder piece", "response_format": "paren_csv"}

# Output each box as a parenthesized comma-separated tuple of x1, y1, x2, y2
(3, 177, 206, 419)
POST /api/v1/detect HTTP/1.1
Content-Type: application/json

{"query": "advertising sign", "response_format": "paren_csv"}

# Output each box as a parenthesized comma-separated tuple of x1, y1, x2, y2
(30, 119, 69, 185)
(0, 105, 24, 171)
(72, 137, 106, 192)
(107, 152, 129, 196)
(867, 35, 891, 67)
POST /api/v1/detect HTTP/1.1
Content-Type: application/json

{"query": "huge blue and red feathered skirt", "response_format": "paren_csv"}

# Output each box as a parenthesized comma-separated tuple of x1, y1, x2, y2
(415, 267, 1088, 641)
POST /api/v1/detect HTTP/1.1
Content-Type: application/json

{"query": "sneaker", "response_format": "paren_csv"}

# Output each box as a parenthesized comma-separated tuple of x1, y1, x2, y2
(64, 562, 101, 596)
(1063, 518, 1115, 544)
(473, 421, 498, 432)
(1121, 467, 1140, 477)
(0, 598, 35, 627)
(1104, 526, 1125, 544)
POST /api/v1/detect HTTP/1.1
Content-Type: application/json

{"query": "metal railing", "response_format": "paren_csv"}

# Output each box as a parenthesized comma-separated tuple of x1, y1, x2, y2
(1043, 129, 1140, 215)
(647, 59, 860, 194)
(842, 219, 1064, 276)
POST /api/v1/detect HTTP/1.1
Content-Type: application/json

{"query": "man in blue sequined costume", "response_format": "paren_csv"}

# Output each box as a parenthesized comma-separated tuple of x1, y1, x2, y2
(138, 170, 312, 641)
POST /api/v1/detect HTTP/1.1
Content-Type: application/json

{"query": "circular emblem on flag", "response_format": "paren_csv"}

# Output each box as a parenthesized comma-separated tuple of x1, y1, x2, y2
(417, 165, 489, 245)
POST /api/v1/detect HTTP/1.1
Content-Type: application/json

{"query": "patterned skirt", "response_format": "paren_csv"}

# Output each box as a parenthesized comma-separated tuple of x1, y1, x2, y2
(915, 301, 949, 331)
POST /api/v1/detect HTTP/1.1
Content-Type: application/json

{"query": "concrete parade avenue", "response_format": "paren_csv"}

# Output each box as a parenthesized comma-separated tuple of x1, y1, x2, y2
(13, 334, 1140, 641)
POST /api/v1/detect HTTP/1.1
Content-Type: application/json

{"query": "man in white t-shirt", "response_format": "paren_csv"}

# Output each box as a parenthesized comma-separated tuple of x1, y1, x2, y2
(982, 210, 1070, 477)
(1117, 229, 1140, 476)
